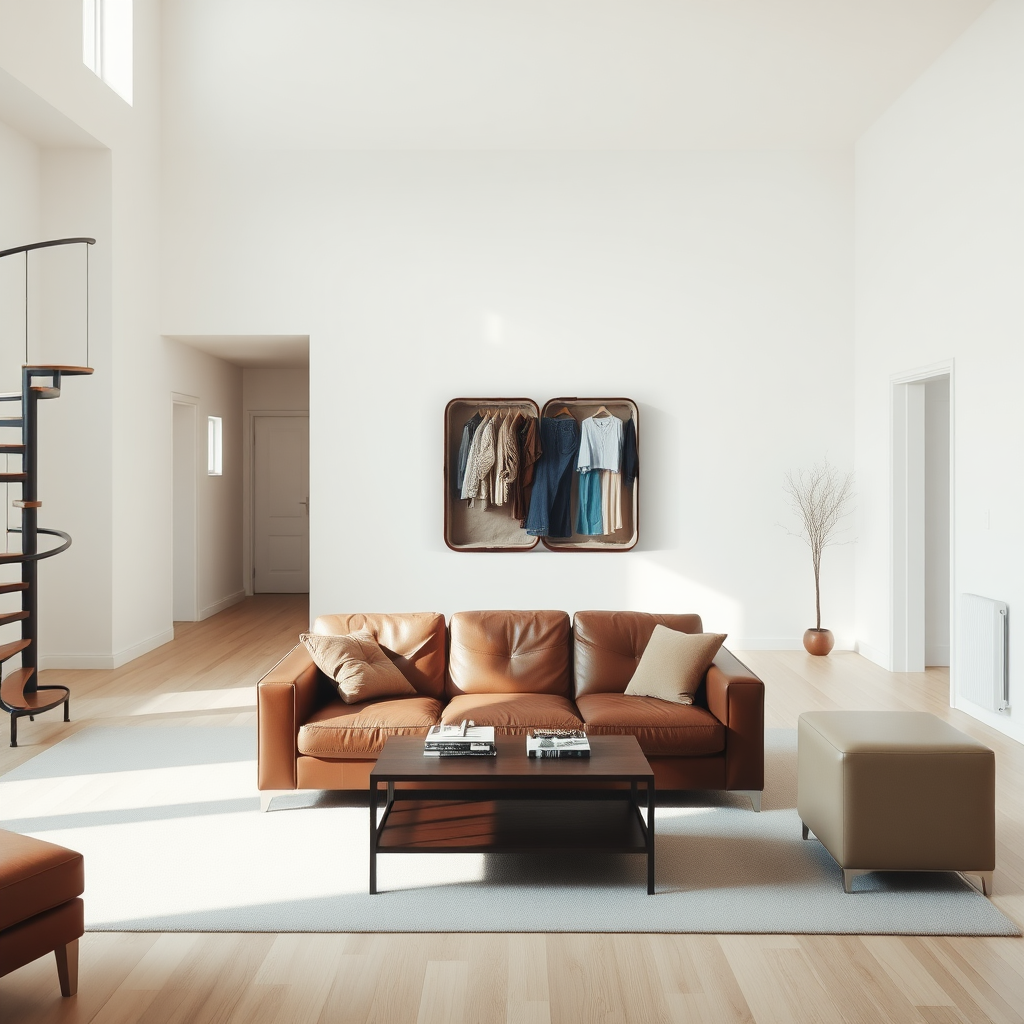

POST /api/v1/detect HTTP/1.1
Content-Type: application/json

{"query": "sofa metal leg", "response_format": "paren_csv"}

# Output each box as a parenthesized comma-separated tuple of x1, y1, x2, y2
(802, 821, 810, 840)
(260, 790, 291, 812)
(736, 790, 761, 812)
(55, 938, 79, 997)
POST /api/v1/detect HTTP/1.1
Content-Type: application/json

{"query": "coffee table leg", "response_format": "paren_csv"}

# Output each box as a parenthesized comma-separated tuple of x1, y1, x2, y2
(369, 780, 378, 895)
(647, 781, 655, 895)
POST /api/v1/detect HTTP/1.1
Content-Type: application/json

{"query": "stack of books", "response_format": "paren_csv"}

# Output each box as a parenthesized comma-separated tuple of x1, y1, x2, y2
(423, 723, 497, 757)
(526, 729, 591, 758)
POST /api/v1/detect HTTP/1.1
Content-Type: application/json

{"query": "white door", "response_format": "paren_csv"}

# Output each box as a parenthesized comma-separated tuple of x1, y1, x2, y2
(254, 416, 309, 593)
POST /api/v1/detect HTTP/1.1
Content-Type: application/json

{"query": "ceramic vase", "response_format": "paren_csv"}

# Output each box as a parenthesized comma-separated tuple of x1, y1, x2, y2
(802, 628, 835, 656)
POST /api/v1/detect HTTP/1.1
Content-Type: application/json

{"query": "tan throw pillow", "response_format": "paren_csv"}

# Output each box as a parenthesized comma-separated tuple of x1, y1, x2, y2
(300, 630, 417, 704)
(624, 625, 727, 705)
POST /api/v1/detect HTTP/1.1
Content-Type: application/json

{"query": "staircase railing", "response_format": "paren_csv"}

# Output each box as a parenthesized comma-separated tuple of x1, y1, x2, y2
(0, 237, 94, 746)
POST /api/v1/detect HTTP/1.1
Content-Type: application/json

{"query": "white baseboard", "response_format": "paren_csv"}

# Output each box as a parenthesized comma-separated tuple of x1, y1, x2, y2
(200, 590, 246, 621)
(854, 640, 889, 669)
(954, 696, 1024, 745)
(112, 627, 175, 669)
(39, 652, 118, 670)
(732, 637, 854, 652)
(37, 626, 176, 671)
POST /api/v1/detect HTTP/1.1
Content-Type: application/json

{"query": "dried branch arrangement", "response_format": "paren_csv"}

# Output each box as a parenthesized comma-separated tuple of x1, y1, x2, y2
(784, 459, 854, 630)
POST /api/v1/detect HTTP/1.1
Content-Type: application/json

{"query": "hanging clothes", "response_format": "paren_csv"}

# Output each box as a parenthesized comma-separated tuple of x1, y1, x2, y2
(577, 414, 623, 473)
(600, 470, 623, 534)
(510, 415, 541, 525)
(525, 416, 580, 537)
(622, 416, 638, 486)
(455, 411, 483, 494)
(576, 470, 603, 535)
(461, 412, 496, 509)
(494, 409, 522, 507)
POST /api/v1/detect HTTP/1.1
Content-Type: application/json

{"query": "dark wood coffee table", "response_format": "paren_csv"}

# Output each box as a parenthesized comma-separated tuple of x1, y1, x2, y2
(369, 734, 655, 894)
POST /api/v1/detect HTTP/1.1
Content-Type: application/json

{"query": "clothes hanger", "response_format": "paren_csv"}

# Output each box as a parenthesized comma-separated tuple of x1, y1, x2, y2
(550, 405, 575, 419)
(594, 405, 612, 418)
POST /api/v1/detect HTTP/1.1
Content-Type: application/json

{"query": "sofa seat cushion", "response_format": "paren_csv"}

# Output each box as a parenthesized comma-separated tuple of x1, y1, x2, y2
(576, 693, 725, 757)
(297, 696, 443, 757)
(440, 693, 583, 734)
(0, 829, 85, 931)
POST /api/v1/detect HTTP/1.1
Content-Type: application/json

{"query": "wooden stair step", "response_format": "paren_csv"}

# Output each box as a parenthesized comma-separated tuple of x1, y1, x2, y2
(0, 666, 34, 708)
(0, 418, 23, 429)
(0, 472, 26, 483)
(0, 392, 21, 402)
(0, 444, 25, 454)
(0, 669, 67, 715)
(12, 501, 40, 509)
(0, 610, 29, 626)
(0, 639, 30, 662)
(0, 581, 28, 594)
(30, 386, 60, 399)
(24, 364, 93, 375)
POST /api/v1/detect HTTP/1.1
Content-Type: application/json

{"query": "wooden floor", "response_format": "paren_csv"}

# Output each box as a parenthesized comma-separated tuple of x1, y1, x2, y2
(1, 595, 1022, 1024)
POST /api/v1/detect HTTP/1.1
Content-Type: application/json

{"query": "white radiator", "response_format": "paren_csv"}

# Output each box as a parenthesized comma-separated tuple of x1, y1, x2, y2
(958, 594, 1009, 712)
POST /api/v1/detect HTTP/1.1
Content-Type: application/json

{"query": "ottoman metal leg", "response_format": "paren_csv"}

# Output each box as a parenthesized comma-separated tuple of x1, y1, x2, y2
(801, 822, 810, 840)
(843, 869, 870, 894)
(966, 871, 994, 896)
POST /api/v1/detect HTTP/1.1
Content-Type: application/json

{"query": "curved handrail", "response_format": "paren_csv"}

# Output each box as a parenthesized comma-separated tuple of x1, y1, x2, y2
(0, 527, 72, 564)
(0, 237, 96, 260)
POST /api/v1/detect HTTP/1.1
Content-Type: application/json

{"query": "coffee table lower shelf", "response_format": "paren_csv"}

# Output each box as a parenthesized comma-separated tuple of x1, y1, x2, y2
(370, 792, 655, 895)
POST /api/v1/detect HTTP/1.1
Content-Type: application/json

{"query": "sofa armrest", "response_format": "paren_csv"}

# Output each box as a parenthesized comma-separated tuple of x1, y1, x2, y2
(257, 644, 323, 791)
(706, 648, 765, 791)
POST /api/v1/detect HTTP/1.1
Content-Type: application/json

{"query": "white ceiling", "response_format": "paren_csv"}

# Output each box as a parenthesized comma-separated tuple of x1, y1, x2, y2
(166, 335, 310, 369)
(164, 0, 994, 150)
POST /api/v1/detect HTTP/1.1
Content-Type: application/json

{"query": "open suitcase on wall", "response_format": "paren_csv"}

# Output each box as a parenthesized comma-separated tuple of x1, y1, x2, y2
(444, 397, 639, 552)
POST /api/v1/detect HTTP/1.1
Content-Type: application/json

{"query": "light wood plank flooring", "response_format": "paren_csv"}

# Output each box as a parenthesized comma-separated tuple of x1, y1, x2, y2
(1, 596, 1021, 1024)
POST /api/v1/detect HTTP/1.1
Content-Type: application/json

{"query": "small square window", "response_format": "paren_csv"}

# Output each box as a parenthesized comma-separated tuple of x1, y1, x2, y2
(208, 416, 222, 476)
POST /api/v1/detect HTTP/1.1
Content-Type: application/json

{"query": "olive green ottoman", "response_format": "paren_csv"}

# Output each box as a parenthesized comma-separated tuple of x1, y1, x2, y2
(797, 711, 995, 894)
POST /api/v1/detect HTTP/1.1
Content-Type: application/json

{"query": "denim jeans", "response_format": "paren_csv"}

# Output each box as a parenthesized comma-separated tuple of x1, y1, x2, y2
(525, 417, 581, 537)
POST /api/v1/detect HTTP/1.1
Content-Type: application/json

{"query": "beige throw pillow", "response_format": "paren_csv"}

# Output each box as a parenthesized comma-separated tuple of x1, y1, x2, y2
(300, 629, 416, 704)
(624, 625, 727, 705)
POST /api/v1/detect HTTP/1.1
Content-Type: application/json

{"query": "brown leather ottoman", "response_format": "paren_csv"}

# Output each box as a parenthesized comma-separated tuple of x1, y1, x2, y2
(797, 711, 995, 894)
(0, 829, 84, 996)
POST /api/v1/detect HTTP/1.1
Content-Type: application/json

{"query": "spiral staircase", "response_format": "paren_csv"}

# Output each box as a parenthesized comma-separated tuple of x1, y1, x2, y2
(0, 238, 94, 746)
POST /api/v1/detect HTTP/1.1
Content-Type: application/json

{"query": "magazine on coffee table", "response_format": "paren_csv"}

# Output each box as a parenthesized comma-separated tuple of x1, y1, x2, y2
(526, 729, 591, 758)
(424, 723, 496, 757)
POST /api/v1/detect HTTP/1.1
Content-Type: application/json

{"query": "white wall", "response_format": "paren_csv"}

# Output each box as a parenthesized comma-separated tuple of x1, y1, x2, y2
(0, 0, 169, 669)
(163, 149, 856, 643)
(166, 340, 244, 620)
(855, 0, 1024, 737)
(37, 148, 114, 667)
(0, 119, 40, 657)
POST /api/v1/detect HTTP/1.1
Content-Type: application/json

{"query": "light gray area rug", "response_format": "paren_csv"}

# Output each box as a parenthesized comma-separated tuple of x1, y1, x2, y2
(1, 726, 1017, 936)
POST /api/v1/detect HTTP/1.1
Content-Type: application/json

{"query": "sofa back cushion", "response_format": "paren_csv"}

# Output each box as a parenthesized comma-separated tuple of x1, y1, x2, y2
(447, 610, 572, 697)
(313, 613, 446, 699)
(573, 611, 704, 698)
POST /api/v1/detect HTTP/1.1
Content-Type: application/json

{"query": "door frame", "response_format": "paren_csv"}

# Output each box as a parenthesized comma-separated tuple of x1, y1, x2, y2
(171, 393, 200, 622)
(244, 410, 310, 596)
(889, 359, 954, 685)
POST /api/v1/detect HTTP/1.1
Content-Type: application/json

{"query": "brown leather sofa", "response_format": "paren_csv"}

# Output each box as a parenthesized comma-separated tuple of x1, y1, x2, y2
(0, 828, 84, 997)
(258, 610, 765, 809)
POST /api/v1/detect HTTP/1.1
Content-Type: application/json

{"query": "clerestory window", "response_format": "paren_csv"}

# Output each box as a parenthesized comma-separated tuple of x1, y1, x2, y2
(83, 0, 133, 105)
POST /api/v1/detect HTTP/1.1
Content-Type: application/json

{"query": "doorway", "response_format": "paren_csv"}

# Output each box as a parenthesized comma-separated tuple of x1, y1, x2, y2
(252, 415, 309, 593)
(891, 365, 952, 673)
(172, 397, 199, 621)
